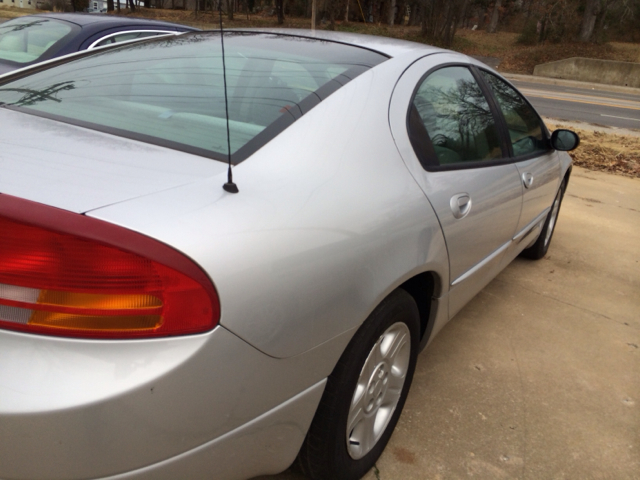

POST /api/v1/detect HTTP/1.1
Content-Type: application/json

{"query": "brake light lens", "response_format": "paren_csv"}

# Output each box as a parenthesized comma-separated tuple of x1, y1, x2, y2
(0, 195, 219, 339)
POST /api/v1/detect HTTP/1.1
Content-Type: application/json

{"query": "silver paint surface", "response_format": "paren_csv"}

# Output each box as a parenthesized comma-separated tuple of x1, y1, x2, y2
(0, 34, 571, 480)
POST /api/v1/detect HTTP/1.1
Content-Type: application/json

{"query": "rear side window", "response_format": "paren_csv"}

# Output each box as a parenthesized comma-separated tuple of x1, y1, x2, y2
(0, 32, 387, 163)
(410, 66, 503, 167)
(480, 71, 548, 157)
(0, 17, 74, 65)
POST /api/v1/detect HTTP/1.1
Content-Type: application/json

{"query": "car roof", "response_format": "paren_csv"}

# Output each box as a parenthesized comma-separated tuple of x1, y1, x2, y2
(20, 12, 198, 30)
(238, 28, 445, 58)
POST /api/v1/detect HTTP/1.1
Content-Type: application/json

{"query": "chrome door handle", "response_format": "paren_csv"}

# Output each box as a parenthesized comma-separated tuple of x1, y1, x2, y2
(450, 193, 472, 219)
(522, 172, 534, 189)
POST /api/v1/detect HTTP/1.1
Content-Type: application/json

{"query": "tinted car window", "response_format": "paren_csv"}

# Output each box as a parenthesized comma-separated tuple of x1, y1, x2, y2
(480, 71, 547, 157)
(0, 17, 74, 65)
(411, 66, 502, 166)
(0, 32, 386, 163)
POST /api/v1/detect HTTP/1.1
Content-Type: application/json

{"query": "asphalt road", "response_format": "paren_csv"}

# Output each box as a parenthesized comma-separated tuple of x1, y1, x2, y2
(509, 79, 640, 130)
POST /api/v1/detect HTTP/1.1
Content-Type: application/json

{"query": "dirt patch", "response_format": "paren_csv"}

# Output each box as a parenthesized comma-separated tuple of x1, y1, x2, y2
(546, 120, 640, 178)
(391, 446, 417, 464)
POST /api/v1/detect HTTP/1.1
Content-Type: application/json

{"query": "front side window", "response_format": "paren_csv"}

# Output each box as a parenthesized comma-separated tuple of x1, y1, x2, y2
(481, 71, 548, 157)
(0, 32, 387, 163)
(0, 17, 74, 65)
(410, 66, 502, 167)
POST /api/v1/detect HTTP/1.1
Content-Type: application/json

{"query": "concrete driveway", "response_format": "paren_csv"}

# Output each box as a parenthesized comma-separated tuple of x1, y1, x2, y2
(256, 166, 639, 479)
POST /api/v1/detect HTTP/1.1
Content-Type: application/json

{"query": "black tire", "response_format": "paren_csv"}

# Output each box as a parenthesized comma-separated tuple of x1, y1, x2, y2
(296, 289, 420, 480)
(521, 179, 566, 260)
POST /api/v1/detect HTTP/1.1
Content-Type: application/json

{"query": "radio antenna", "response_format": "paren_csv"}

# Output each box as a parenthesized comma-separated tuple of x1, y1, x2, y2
(219, 0, 238, 194)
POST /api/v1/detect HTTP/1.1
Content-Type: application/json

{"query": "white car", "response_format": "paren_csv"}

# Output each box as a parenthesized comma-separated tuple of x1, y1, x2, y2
(0, 30, 578, 480)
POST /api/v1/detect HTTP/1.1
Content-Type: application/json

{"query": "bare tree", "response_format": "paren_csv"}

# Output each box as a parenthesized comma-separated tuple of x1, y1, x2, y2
(421, 0, 468, 47)
(276, 0, 284, 23)
(388, 0, 396, 25)
(579, 0, 601, 41)
(487, 0, 502, 32)
(227, 0, 234, 19)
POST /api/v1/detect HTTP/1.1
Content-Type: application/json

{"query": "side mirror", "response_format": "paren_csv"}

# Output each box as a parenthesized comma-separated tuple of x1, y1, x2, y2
(551, 129, 580, 151)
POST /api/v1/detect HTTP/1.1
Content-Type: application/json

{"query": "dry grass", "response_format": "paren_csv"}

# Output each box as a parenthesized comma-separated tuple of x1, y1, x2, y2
(454, 30, 520, 57)
(0, 5, 47, 18)
(500, 42, 640, 74)
(609, 42, 640, 63)
(547, 121, 640, 178)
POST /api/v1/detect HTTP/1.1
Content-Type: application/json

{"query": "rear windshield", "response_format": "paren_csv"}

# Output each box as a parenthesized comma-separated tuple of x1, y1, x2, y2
(0, 32, 387, 163)
(0, 17, 75, 65)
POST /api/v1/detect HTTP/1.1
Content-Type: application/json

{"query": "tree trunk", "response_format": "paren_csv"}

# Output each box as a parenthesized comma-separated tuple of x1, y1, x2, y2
(387, 0, 395, 25)
(311, 0, 316, 27)
(579, 0, 601, 42)
(593, 0, 611, 43)
(487, 0, 501, 33)
(107, 0, 114, 10)
(328, 0, 335, 29)
(395, 0, 405, 25)
(458, 0, 469, 28)
(276, 0, 284, 24)
(227, 0, 234, 20)
(408, 2, 419, 26)
(344, 0, 349, 22)
(538, 17, 546, 43)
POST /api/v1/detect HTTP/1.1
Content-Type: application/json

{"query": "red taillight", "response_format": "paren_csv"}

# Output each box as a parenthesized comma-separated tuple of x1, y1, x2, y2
(0, 194, 219, 339)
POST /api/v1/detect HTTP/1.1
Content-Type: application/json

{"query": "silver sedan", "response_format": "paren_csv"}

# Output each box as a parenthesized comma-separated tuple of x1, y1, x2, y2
(0, 30, 578, 480)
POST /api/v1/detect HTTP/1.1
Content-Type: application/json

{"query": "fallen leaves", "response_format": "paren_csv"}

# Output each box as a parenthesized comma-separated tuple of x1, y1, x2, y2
(547, 122, 640, 178)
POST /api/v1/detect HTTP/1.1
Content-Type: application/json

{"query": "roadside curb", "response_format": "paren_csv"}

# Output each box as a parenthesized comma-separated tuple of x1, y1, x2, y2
(503, 73, 640, 96)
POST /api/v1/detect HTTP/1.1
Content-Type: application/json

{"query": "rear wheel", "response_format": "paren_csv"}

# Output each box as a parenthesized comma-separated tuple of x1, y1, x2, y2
(297, 289, 420, 480)
(521, 179, 566, 260)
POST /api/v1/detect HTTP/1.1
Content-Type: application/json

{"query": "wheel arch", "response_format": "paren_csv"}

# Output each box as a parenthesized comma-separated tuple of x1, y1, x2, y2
(398, 270, 441, 347)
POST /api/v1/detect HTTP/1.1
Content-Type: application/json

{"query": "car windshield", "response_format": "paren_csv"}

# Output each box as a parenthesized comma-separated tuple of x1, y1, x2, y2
(0, 17, 74, 65)
(0, 32, 387, 163)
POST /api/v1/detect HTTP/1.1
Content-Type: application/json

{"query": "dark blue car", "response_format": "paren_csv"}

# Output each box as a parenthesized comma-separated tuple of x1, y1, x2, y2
(0, 13, 198, 75)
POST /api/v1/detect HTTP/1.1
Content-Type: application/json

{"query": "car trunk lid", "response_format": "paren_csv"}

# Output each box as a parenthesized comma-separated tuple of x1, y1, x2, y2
(0, 109, 227, 213)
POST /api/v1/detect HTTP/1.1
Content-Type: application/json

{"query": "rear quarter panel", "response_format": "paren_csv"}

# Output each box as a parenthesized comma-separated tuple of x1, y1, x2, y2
(89, 57, 449, 359)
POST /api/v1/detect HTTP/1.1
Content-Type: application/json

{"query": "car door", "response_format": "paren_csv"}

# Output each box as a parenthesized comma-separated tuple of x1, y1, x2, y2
(478, 70, 561, 254)
(389, 55, 523, 318)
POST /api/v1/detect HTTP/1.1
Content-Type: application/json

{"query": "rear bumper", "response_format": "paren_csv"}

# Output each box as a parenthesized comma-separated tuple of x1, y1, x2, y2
(0, 326, 342, 479)
(104, 380, 325, 480)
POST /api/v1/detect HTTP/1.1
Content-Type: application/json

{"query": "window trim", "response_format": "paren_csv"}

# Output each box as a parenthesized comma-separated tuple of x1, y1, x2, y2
(406, 62, 514, 172)
(87, 30, 180, 50)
